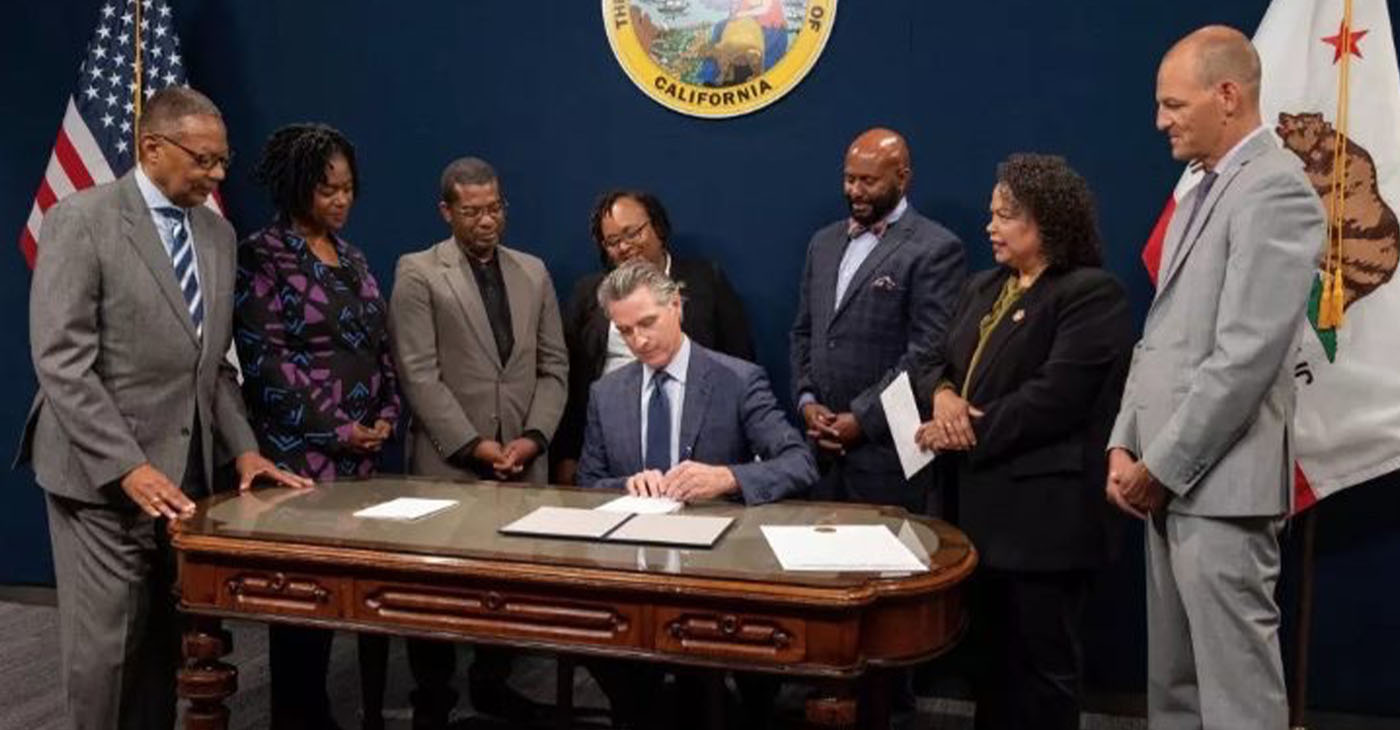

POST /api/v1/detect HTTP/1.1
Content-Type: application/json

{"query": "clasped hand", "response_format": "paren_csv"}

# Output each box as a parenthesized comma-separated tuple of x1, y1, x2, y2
(802, 403, 861, 453)
(625, 461, 738, 503)
(474, 437, 540, 480)
(1105, 447, 1166, 519)
(915, 388, 983, 452)
(347, 419, 393, 453)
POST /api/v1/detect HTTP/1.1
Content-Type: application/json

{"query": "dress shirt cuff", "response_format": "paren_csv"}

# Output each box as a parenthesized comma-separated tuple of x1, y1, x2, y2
(797, 391, 817, 409)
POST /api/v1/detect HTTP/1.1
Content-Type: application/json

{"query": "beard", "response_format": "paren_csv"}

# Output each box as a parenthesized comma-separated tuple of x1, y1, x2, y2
(846, 186, 901, 226)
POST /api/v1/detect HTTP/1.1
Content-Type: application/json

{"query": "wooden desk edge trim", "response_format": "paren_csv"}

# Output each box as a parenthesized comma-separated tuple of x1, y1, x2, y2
(172, 533, 978, 607)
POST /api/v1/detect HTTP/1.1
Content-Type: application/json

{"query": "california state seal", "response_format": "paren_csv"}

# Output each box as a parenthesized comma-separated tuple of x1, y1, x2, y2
(603, 0, 837, 118)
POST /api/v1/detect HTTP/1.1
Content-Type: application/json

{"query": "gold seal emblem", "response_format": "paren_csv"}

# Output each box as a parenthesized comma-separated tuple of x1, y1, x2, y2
(603, 0, 837, 118)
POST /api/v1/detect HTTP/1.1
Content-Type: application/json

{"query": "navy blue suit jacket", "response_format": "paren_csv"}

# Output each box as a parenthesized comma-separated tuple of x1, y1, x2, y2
(576, 343, 816, 504)
(789, 206, 966, 444)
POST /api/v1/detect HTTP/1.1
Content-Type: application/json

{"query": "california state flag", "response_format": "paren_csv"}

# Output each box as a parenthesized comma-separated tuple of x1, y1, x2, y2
(1144, 0, 1400, 511)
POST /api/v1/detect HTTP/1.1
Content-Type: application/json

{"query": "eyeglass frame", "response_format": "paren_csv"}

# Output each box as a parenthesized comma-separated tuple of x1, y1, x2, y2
(451, 199, 509, 220)
(601, 220, 653, 251)
(151, 133, 234, 171)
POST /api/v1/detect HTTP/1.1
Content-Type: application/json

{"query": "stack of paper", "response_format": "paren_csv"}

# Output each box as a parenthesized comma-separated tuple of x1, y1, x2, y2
(353, 497, 458, 521)
(595, 495, 683, 514)
(760, 525, 929, 572)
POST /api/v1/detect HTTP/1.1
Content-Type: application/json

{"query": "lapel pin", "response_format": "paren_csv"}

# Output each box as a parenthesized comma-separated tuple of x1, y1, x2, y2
(1012, 308, 1025, 323)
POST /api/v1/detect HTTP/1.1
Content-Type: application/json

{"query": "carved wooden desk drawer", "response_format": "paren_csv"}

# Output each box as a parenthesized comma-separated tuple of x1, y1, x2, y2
(216, 569, 344, 619)
(353, 580, 641, 648)
(654, 606, 807, 664)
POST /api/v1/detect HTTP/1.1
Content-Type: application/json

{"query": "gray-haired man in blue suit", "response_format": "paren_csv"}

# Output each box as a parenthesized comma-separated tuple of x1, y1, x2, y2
(576, 259, 814, 727)
(578, 259, 816, 503)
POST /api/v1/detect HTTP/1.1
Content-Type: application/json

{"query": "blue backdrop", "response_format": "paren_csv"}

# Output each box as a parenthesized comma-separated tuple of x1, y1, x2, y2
(3, 0, 1397, 715)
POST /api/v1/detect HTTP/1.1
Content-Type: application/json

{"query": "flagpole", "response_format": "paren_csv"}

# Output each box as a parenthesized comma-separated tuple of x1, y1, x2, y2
(132, 0, 144, 148)
(1287, 508, 1318, 730)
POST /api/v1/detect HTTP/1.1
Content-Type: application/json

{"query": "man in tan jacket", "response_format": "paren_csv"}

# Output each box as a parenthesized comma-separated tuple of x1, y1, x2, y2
(389, 156, 567, 726)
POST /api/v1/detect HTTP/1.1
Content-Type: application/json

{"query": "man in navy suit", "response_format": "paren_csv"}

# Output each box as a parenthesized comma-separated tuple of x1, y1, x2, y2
(576, 258, 813, 728)
(577, 259, 815, 504)
(790, 127, 966, 513)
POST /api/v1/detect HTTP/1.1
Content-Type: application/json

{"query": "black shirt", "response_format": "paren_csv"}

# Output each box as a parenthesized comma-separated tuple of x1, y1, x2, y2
(464, 248, 514, 366)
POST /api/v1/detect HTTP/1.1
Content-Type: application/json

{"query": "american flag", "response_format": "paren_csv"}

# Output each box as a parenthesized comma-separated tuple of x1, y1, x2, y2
(19, 0, 221, 268)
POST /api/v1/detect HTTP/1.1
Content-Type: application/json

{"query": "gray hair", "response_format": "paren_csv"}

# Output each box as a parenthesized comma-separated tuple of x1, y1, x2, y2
(138, 87, 222, 136)
(596, 259, 685, 311)
(440, 157, 498, 203)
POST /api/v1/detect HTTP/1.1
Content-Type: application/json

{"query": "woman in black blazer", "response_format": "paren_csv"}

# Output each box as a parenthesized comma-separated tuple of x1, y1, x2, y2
(915, 154, 1135, 730)
(553, 190, 755, 484)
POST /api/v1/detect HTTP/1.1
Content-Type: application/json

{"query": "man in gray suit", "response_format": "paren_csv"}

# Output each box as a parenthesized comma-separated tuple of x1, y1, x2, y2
(1107, 27, 1326, 730)
(790, 127, 965, 514)
(578, 259, 817, 503)
(388, 156, 567, 727)
(18, 88, 310, 730)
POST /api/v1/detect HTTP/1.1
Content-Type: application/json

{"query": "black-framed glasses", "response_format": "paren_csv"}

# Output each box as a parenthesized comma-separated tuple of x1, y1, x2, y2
(454, 200, 507, 220)
(153, 133, 233, 171)
(602, 220, 652, 250)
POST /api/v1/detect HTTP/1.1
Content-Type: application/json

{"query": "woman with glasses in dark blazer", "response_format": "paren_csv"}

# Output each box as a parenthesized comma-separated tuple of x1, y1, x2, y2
(915, 153, 1135, 730)
(553, 189, 755, 484)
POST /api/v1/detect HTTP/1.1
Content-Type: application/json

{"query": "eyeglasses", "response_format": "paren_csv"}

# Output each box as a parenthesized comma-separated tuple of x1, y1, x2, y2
(154, 134, 233, 171)
(602, 221, 652, 250)
(454, 200, 507, 220)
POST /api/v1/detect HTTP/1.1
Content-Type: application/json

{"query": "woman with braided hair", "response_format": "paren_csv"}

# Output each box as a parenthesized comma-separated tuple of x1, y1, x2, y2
(235, 123, 398, 730)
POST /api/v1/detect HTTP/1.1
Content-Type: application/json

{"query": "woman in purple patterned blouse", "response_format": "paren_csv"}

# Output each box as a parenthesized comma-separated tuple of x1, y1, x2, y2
(235, 123, 398, 730)
(235, 124, 399, 480)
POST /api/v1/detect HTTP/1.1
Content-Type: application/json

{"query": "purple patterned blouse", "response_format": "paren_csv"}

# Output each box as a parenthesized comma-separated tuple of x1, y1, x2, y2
(234, 225, 400, 480)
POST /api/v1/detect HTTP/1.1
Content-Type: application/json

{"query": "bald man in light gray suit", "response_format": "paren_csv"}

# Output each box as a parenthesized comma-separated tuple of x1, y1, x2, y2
(1107, 28, 1326, 730)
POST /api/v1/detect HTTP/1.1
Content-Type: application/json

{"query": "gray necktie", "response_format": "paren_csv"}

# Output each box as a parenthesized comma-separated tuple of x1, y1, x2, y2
(1163, 171, 1218, 277)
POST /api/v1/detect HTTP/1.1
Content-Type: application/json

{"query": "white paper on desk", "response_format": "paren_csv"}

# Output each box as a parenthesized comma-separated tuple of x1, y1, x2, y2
(595, 495, 683, 514)
(879, 370, 935, 479)
(761, 525, 929, 572)
(353, 497, 458, 521)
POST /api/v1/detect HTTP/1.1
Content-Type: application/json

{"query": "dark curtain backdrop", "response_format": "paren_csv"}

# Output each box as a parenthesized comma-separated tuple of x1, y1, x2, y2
(2, 0, 1397, 715)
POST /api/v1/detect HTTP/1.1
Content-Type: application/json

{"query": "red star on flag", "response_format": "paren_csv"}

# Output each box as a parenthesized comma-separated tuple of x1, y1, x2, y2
(1322, 19, 1368, 63)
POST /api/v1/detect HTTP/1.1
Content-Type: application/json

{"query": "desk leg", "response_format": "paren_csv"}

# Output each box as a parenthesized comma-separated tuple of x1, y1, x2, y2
(177, 617, 237, 730)
(805, 681, 858, 729)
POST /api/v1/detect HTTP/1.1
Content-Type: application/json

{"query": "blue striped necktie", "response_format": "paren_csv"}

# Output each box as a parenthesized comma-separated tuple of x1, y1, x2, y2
(155, 207, 203, 338)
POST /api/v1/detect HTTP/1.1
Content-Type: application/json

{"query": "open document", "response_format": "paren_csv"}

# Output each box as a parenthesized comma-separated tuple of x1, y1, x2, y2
(879, 370, 935, 479)
(761, 524, 929, 572)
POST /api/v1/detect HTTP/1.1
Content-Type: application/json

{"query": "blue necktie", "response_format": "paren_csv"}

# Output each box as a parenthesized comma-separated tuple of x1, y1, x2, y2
(645, 370, 672, 472)
(155, 207, 203, 338)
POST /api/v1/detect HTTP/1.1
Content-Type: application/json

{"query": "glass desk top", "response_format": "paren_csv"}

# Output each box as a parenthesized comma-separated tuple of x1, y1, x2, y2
(182, 477, 969, 589)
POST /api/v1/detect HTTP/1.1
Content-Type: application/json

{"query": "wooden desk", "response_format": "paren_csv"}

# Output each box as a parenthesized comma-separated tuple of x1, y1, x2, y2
(172, 477, 976, 729)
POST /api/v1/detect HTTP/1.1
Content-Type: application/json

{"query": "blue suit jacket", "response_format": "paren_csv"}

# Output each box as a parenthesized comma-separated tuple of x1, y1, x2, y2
(576, 343, 816, 504)
(789, 206, 966, 445)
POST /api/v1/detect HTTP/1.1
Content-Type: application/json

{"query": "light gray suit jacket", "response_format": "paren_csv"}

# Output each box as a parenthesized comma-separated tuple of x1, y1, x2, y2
(17, 172, 259, 503)
(389, 239, 567, 483)
(1110, 133, 1325, 517)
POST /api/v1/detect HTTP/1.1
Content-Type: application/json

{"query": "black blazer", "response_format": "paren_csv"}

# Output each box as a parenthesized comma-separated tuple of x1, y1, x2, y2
(915, 266, 1134, 571)
(554, 255, 755, 463)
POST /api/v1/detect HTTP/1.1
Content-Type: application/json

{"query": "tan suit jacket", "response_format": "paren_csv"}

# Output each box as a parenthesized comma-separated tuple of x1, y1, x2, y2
(389, 238, 567, 483)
